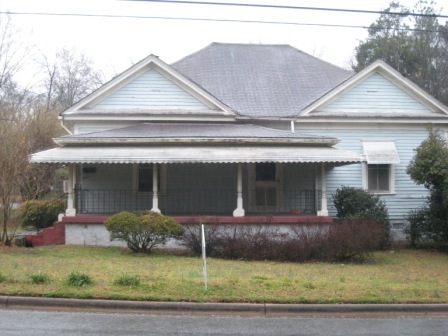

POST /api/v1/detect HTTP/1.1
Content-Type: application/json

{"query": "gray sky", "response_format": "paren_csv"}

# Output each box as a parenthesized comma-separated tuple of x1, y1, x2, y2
(1, 0, 446, 79)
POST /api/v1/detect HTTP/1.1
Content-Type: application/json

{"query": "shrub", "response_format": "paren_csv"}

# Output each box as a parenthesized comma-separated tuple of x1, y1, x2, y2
(29, 271, 50, 284)
(20, 199, 65, 231)
(65, 271, 93, 287)
(324, 219, 388, 261)
(332, 186, 391, 246)
(113, 274, 141, 287)
(283, 226, 328, 261)
(214, 225, 282, 261)
(179, 222, 221, 256)
(196, 221, 386, 262)
(104, 211, 184, 253)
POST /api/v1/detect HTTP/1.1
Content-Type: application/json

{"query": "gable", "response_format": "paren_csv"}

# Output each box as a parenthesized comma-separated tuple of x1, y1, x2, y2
(319, 72, 430, 114)
(92, 69, 209, 110)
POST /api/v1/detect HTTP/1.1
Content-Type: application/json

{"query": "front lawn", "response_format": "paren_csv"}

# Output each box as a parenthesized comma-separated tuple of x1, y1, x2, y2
(0, 245, 447, 303)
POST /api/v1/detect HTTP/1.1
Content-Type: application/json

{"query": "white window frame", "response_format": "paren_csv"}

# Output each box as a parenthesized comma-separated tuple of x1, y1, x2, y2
(362, 162, 395, 195)
(132, 164, 167, 194)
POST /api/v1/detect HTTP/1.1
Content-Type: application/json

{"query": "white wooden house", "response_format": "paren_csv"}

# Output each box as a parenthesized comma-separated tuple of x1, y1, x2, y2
(31, 43, 448, 245)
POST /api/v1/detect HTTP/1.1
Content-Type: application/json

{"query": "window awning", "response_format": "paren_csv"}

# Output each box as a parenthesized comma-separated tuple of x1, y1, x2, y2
(30, 146, 363, 164)
(362, 141, 400, 164)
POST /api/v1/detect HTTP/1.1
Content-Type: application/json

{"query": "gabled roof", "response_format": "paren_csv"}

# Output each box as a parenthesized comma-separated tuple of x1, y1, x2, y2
(300, 60, 448, 117)
(172, 43, 353, 118)
(62, 54, 234, 117)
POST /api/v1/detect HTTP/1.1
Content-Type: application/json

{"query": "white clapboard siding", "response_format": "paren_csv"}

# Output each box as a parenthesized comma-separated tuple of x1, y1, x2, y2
(94, 69, 209, 110)
(297, 128, 429, 223)
(320, 73, 429, 114)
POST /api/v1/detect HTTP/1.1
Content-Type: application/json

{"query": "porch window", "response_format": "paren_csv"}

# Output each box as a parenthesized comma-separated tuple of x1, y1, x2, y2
(132, 164, 167, 194)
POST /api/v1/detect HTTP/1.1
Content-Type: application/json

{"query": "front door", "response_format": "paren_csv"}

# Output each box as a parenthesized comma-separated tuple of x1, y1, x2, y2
(249, 163, 282, 212)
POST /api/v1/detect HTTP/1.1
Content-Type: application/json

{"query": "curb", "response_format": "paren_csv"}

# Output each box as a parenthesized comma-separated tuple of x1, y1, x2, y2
(2, 296, 448, 317)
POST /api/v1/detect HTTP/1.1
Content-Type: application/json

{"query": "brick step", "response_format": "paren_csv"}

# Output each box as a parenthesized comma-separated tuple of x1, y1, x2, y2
(25, 222, 65, 247)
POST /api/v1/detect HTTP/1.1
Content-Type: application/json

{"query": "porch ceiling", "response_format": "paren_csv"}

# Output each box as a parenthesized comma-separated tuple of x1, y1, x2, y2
(30, 145, 363, 164)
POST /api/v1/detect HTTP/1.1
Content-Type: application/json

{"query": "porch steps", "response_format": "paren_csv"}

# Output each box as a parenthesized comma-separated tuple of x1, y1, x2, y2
(25, 222, 65, 247)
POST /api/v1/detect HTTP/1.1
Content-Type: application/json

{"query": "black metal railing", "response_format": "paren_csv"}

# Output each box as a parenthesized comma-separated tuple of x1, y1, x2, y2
(74, 188, 320, 215)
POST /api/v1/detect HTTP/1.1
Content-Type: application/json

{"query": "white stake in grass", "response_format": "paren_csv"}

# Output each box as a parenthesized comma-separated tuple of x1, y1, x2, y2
(201, 224, 207, 291)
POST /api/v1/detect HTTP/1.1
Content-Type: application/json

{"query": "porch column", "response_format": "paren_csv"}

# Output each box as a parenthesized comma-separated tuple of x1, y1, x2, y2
(151, 163, 161, 213)
(233, 163, 245, 217)
(65, 164, 77, 216)
(317, 162, 329, 216)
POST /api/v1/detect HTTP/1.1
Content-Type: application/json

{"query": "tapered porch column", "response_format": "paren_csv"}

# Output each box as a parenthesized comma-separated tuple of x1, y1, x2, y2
(151, 163, 161, 213)
(65, 164, 77, 216)
(233, 163, 245, 217)
(317, 162, 329, 216)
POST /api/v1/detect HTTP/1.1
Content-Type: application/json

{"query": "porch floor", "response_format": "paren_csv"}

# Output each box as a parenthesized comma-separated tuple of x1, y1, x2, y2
(61, 214, 333, 225)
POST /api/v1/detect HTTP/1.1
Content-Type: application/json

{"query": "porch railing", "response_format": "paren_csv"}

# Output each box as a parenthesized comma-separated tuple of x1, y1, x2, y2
(74, 188, 320, 215)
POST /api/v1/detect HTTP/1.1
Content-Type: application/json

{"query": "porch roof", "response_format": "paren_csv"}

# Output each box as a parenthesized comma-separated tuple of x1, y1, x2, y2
(55, 123, 339, 146)
(30, 145, 363, 164)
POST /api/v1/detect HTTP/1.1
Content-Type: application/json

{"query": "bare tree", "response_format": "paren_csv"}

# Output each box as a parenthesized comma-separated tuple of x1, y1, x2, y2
(38, 47, 105, 113)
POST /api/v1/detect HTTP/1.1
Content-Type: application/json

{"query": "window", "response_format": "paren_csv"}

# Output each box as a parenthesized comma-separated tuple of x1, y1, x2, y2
(368, 164, 390, 193)
(363, 163, 395, 194)
(132, 164, 167, 194)
(362, 140, 399, 194)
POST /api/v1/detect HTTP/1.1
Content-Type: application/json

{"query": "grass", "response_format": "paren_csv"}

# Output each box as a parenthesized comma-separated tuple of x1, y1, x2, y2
(0, 245, 448, 303)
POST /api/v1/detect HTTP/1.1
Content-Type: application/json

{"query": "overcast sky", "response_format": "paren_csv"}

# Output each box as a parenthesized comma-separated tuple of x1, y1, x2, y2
(1, 0, 447, 80)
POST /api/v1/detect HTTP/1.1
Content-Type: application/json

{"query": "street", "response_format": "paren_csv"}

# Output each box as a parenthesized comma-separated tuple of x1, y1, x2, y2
(1, 309, 447, 335)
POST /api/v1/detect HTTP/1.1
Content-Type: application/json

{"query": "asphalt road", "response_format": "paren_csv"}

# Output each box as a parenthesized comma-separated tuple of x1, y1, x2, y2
(1, 309, 448, 336)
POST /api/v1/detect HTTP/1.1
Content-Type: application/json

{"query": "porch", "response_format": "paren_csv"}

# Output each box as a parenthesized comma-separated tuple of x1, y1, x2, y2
(67, 162, 330, 218)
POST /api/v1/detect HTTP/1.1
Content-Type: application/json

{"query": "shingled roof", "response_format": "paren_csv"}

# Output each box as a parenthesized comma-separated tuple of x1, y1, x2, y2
(172, 43, 353, 118)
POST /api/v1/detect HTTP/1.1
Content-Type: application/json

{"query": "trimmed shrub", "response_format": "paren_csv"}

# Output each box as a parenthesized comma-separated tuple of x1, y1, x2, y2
(20, 199, 65, 231)
(65, 271, 93, 287)
(104, 211, 184, 253)
(179, 223, 221, 256)
(332, 186, 391, 246)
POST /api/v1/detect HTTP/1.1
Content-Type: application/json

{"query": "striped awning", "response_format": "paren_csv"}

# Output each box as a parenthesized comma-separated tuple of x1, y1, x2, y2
(30, 145, 363, 164)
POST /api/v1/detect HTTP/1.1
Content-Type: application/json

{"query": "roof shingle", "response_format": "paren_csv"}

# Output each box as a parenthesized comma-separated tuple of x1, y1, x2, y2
(172, 43, 353, 118)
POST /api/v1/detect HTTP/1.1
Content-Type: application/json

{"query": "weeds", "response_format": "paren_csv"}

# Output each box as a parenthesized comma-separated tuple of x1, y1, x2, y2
(113, 274, 140, 287)
(29, 271, 50, 284)
(65, 271, 93, 287)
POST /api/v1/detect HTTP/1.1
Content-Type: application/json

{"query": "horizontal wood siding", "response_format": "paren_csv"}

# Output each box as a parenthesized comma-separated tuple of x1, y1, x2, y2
(94, 69, 209, 110)
(297, 128, 429, 223)
(320, 73, 429, 113)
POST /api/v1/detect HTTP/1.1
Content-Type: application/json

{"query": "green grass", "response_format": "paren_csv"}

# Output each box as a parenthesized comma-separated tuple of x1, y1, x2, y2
(0, 245, 448, 303)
